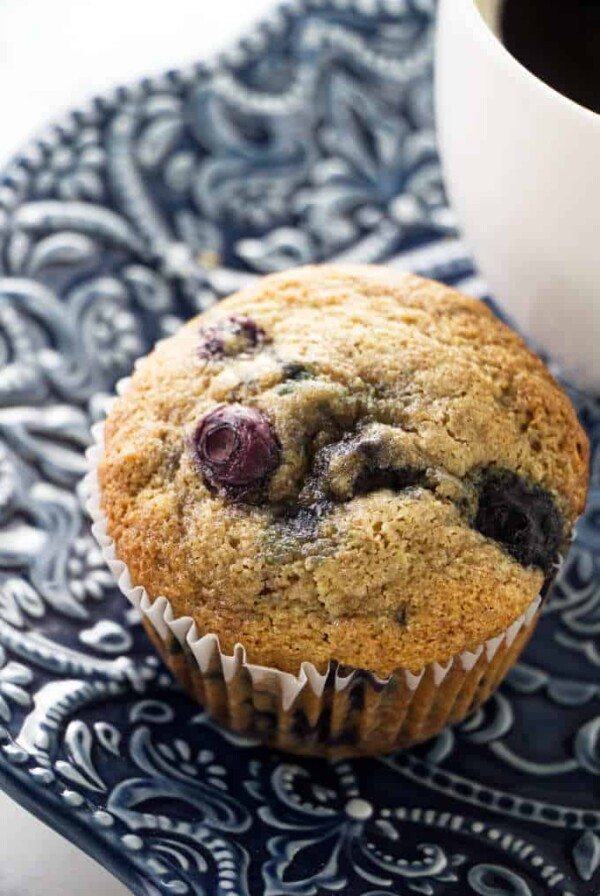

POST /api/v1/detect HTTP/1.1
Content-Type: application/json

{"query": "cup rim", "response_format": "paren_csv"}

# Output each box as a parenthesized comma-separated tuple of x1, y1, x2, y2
(461, 0, 600, 123)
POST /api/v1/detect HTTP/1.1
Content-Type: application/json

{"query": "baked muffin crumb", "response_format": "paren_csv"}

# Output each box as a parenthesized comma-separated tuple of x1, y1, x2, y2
(99, 265, 588, 676)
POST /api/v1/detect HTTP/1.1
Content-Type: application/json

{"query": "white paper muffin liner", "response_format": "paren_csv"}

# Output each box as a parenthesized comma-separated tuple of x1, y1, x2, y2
(84, 384, 544, 756)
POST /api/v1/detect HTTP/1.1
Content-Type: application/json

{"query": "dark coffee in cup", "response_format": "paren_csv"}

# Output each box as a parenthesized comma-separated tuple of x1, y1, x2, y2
(500, 0, 600, 114)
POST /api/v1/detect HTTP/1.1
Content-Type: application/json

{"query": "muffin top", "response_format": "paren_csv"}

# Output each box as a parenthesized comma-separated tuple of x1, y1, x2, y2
(99, 266, 589, 676)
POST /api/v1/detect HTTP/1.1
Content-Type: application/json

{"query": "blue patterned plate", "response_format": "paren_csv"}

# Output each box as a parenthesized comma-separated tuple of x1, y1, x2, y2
(0, 1, 598, 894)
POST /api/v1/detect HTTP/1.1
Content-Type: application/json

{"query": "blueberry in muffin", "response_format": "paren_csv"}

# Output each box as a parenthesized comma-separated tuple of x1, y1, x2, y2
(94, 265, 589, 755)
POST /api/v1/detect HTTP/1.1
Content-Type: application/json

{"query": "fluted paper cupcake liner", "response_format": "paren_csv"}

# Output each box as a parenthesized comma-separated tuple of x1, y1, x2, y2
(85, 390, 542, 757)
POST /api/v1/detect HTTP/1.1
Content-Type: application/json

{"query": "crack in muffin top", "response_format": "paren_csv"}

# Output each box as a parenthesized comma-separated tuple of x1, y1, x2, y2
(99, 266, 589, 675)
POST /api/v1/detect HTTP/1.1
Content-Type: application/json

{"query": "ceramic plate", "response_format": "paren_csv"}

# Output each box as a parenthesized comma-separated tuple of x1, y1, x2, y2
(0, 1, 598, 894)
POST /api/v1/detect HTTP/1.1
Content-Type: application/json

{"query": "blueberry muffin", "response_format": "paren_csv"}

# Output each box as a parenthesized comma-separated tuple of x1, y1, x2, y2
(91, 265, 589, 756)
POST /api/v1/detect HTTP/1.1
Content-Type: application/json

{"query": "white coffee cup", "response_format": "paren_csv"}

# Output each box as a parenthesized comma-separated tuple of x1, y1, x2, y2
(436, 0, 600, 392)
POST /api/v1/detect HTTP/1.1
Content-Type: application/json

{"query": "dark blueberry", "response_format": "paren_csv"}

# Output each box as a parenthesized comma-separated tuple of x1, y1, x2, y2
(352, 465, 427, 497)
(287, 508, 318, 539)
(165, 638, 183, 656)
(291, 709, 312, 739)
(193, 404, 280, 490)
(349, 683, 365, 711)
(395, 605, 408, 627)
(306, 434, 428, 504)
(264, 499, 334, 563)
(291, 696, 357, 746)
(316, 707, 332, 742)
(198, 315, 267, 359)
(281, 362, 313, 381)
(283, 500, 333, 536)
(475, 470, 563, 572)
(353, 440, 428, 496)
(330, 728, 359, 747)
(233, 316, 265, 348)
(252, 710, 278, 736)
(198, 327, 226, 359)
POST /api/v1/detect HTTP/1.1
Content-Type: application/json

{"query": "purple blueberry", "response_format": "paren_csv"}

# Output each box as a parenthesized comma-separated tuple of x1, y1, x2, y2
(194, 404, 280, 490)
(475, 469, 563, 572)
(198, 316, 267, 360)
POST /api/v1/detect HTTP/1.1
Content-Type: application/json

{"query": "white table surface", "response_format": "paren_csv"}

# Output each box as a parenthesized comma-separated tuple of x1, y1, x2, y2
(0, 1, 273, 892)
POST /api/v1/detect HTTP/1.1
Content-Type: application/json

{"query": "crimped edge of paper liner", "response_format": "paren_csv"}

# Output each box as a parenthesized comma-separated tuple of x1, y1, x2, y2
(84, 381, 545, 756)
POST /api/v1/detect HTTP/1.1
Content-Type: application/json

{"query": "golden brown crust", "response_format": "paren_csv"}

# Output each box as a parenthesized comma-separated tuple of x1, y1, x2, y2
(99, 266, 589, 675)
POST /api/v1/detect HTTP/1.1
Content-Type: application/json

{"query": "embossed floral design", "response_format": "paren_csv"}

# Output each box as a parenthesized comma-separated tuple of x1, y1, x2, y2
(572, 829, 600, 883)
(0, 645, 33, 723)
(89, 292, 143, 375)
(537, 473, 600, 671)
(0, 579, 44, 629)
(64, 273, 146, 381)
(416, 688, 600, 787)
(250, 760, 463, 895)
(0, 211, 153, 401)
(297, 71, 445, 253)
(215, 176, 292, 230)
(568, 388, 600, 486)
(0, 293, 50, 404)
(134, 92, 242, 257)
(188, 86, 307, 233)
(135, 95, 186, 175)
(50, 702, 252, 896)
(572, 486, 600, 555)
(33, 128, 106, 202)
(67, 535, 114, 603)
(0, 443, 18, 518)
(544, 537, 600, 668)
